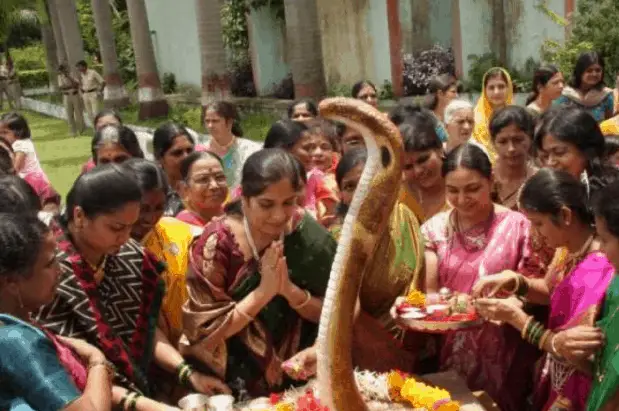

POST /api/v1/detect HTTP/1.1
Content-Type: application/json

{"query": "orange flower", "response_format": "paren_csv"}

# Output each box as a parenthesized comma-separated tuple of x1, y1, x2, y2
(406, 290, 426, 307)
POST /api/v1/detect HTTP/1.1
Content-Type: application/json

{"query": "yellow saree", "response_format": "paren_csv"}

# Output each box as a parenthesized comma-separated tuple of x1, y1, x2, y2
(142, 217, 199, 344)
(600, 116, 619, 136)
(472, 67, 514, 163)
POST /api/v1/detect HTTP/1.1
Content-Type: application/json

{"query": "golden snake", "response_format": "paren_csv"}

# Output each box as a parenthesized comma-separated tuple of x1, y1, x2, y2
(316, 98, 404, 411)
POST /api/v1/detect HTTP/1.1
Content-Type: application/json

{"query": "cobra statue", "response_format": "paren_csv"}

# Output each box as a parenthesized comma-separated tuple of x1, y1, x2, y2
(316, 98, 403, 411)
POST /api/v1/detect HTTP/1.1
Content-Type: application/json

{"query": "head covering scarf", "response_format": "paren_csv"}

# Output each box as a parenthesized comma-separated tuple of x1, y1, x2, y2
(472, 67, 514, 163)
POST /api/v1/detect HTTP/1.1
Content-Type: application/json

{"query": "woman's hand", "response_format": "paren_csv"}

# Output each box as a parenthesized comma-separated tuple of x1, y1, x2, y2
(474, 297, 524, 325)
(189, 371, 232, 395)
(257, 241, 285, 299)
(553, 326, 604, 363)
(471, 270, 520, 298)
(57, 336, 107, 364)
(282, 346, 318, 381)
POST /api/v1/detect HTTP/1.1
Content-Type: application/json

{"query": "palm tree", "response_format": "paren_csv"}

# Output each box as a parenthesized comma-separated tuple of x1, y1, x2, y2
(54, 0, 85, 69)
(47, 0, 67, 64)
(91, 0, 129, 108)
(38, 1, 59, 91)
(195, 0, 230, 109)
(283, 0, 325, 98)
(126, 0, 169, 119)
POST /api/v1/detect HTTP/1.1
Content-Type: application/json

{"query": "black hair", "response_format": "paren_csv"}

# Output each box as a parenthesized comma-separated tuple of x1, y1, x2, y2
(489, 106, 534, 142)
(399, 112, 442, 153)
(62, 163, 142, 224)
(520, 168, 594, 226)
(534, 106, 607, 177)
(76, 60, 87, 68)
(0, 146, 13, 175)
(287, 99, 318, 119)
(224, 149, 305, 215)
(526, 65, 560, 105)
(424, 74, 458, 110)
(205, 101, 244, 137)
(0, 213, 50, 279)
(335, 147, 367, 189)
(0, 175, 41, 213)
(0, 112, 31, 140)
(389, 103, 432, 127)
(123, 158, 170, 194)
(93, 109, 123, 130)
(180, 151, 224, 181)
(571, 51, 605, 90)
(91, 124, 144, 163)
(605, 135, 619, 158)
(351, 80, 376, 98)
(442, 143, 492, 179)
(153, 122, 195, 160)
(593, 178, 619, 238)
(263, 120, 309, 150)
(483, 68, 510, 92)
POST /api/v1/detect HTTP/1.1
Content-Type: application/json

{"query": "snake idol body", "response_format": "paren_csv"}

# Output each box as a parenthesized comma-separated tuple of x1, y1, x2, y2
(316, 98, 404, 411)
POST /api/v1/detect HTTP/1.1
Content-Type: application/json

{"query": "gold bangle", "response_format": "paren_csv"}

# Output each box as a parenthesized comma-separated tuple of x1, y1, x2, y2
(551, 334, 561, 357)
(292, 290, 312, 310)
(538, 330, 551, 350)
(508, 275, 521, 294)
(521, 316, 533, 339)
(88, 360, 114, 381)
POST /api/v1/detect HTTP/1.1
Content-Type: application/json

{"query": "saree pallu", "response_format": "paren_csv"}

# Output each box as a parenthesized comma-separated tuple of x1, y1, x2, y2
(0, 314, 86, 411)
(143, 217, 201, 345)
(555, 87, 614, 123)
(588, 275, 619, 411)
(35, 225, 165, 395)
(535, 252, 614, 411)
(600, 117, 619, 136)
(180, 212, 336, 397)
(471, 67, 514, 163)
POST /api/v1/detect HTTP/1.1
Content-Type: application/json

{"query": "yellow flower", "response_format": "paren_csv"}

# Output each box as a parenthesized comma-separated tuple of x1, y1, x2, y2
(274, 402, 294, 411)
(406, 290, 426, 307)
(387, 371, 406, 401)
(436, 400, 461, 411)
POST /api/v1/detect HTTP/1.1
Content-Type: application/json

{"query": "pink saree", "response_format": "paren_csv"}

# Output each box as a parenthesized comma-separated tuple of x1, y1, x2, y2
(422, 209, 545, 411)
(535, 252, 614, 411)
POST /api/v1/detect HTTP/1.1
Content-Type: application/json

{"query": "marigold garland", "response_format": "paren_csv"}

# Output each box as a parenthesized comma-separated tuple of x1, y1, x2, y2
(405, 290, 426, 307)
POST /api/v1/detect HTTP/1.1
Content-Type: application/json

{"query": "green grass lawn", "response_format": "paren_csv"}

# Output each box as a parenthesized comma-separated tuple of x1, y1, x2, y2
(23, 109, 275, 199)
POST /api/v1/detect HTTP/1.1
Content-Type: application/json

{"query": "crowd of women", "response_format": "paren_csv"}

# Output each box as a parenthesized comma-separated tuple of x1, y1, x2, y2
(1, 49, 619, 411)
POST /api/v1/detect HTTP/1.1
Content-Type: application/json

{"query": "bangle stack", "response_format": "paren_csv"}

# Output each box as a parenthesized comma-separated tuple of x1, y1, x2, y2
(120, 391, 141, 411)
(513, 274, 529, 297)
(522, 316, 547, 347)
(292, 290, 312, 310)
(88, 360, 115, 383)
(177, 361, 194, 387)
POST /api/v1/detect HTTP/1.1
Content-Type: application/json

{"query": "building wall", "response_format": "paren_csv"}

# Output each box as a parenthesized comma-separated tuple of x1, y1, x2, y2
(316, 0, 392, 89)
(143, 0, 201, 87)
(247, 7, 290, 96)
(399, 0, 452, 55)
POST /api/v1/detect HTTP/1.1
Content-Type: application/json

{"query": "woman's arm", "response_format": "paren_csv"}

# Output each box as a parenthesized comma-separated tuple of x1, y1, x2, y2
(424, 250, 439, 293)
(223, 285, 276, 338)
(13, 151, 25, 172)
(282, 283, 323, 323)
(112, 386, 178, 411)
(63, 361, 113, 411)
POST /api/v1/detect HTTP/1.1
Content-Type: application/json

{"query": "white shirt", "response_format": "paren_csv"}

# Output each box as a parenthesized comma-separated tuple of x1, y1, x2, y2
(13, 139, 44, 177)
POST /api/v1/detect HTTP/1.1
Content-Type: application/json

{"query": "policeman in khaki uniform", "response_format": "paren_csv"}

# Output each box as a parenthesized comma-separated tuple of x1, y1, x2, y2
(76, 60, 105, 123)
(0, 58, 15, 110)
(58, 64, 85, 136)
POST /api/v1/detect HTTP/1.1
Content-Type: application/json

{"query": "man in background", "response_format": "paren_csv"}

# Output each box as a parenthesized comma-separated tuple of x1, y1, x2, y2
(76, 60, 105, 123)
(0, 57, 15, 110)
(58, 63, 85, 136)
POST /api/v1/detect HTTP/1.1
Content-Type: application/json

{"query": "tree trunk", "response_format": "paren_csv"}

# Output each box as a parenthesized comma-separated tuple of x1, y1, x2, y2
(91, 0, 129, 108)
(40, 20, 59, 91)
(195, 0, 230, 112)
(126, 0, 169, 119)
(47, 0, 67, 65)
(54, 0, 85, 72)
(283, 0, 326, 99)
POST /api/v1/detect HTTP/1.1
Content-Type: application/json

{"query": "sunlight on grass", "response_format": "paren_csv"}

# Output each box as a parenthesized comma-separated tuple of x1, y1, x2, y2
(23, 108, 276, 199)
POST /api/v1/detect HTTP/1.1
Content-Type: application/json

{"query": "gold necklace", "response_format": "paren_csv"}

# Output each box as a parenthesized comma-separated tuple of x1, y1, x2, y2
(209, 135, 236, 155)
(552, 234, 595, 285)
(86, 255, 108, 283)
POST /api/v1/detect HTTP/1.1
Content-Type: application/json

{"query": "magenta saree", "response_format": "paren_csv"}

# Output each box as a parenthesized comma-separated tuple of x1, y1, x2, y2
(536, 252, 614, 411)
(422, 208, 545, 411)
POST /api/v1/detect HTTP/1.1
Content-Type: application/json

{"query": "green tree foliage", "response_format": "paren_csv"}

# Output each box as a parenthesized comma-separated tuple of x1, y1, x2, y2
(540, 0, 617, 80)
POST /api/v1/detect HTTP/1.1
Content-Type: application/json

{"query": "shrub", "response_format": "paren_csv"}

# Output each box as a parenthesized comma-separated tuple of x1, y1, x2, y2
(11, 44, 46, 71)
(402, 44, 456, 96)
(272, 73, 294, 99)
(465, 53, 536, 93)
(228, 58, 257, 97)
(162, 72, 177, 94)
(18, 69, 49, 89)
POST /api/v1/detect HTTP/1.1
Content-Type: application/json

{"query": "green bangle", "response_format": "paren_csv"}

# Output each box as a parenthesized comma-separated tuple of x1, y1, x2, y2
(530, 323, 545, 346)
(527, 321, 542, 344)
(177, 362, 194, 387)
(525, 319, 537, 341)
(128, 393, 140, 411)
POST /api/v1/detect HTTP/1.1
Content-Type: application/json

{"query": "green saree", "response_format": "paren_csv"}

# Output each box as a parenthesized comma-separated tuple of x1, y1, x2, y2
(180, 211, 336, 397)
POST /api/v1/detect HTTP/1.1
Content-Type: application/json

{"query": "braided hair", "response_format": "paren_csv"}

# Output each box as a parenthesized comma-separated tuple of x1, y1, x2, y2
(0, 213, 50, 279)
